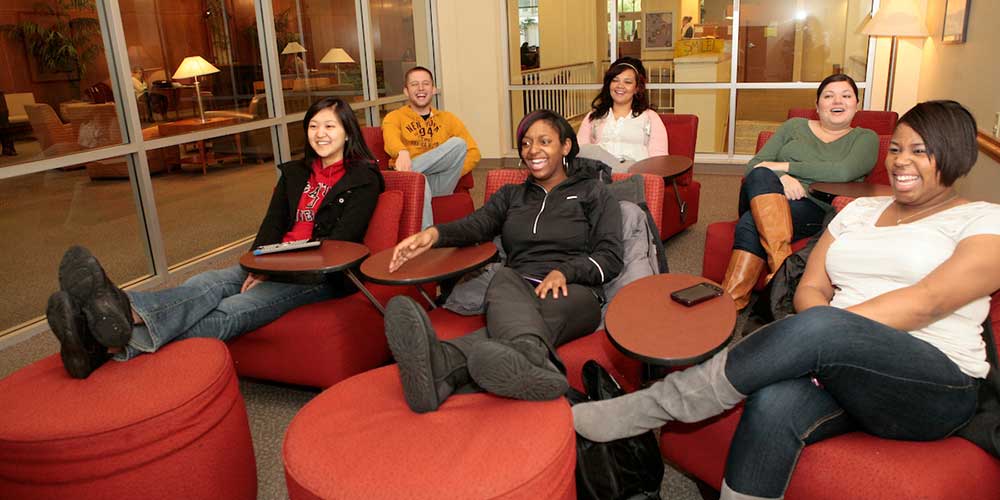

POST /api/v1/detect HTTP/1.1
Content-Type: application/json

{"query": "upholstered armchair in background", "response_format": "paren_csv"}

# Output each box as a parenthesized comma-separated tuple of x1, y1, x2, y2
(207, 94, 273, 163)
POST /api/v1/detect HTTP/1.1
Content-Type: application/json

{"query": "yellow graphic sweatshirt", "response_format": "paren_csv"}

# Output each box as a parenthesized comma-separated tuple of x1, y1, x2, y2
(381, 106, 481, 176)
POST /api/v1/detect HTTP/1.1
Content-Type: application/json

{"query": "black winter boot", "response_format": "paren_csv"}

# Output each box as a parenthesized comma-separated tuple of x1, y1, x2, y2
(385, 296, 471, 413)
(46, 291, 110, 379)
(466, 337, 568, 401)
(58, 246, 133, 347)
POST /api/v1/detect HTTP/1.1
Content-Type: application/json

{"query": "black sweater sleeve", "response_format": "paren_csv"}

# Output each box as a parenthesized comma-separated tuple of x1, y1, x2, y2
(555, 182, 623, 286)
(434, 185, 512, 247)
(251, 174, 291, 248)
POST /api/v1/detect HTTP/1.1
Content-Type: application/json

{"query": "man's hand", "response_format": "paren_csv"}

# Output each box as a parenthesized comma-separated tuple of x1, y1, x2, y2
(780, 175, 807, 200)
(394, 150, 413, 172)
(389, 227, 439, 272)
(535, 270, 568, 299)
(241, 273, 267, 293)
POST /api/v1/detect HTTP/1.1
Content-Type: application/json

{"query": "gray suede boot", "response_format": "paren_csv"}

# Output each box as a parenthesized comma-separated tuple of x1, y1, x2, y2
(721, 479, 782, 500)
(466, 336, 569, 401)
(385, 296, 477, 413)
(572, 349, 744, 442)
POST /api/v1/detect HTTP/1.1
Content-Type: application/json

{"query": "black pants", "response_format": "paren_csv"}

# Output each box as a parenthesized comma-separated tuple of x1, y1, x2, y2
(449, 266, 602, 370)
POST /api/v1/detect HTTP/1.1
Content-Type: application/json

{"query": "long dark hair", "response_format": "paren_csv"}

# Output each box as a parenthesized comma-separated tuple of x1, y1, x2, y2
(302, 97, 375, 165)
(516, 109, 580, 163)
(897, 100, 978, 186)
(589, 57, 649, 120)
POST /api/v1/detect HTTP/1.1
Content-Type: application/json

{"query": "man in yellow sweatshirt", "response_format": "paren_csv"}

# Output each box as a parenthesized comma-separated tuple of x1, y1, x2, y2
(382, 66, 481, 229)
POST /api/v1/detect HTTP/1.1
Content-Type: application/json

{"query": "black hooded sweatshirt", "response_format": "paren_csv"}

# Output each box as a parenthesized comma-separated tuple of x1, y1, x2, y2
(435, 157, 623, 289)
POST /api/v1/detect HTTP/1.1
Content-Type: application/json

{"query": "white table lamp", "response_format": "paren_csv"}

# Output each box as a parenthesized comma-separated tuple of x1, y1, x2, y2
(320, 48, 355, 84)
(861, 0, 929, 111)
(172, 56, 220, 123)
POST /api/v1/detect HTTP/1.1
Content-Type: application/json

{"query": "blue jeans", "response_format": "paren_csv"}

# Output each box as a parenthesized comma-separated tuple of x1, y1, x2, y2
(734, 168, 826, 259)
(722, 307, 978, 498)
(412, 137, 467, 229)
(117, 265, 337, 360)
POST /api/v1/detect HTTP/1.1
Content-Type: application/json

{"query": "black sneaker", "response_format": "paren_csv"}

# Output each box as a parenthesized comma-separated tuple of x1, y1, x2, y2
(467, 340, 569, 401)
(58, 246, 133, 347)
(46, 291, 110, 379)
(384, 296, 466, 413)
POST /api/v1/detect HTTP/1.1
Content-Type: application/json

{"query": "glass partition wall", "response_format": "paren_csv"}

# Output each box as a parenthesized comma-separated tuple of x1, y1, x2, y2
(506, 0, 876, 157)
(0, 0, 434, 338)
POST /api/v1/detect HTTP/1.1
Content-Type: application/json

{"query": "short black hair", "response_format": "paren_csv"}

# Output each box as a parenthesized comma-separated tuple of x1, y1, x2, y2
(816, 73, 858, 102)
(897, 100, 978, 186)
(404, 66, 434, 85)
(515, 109, 579, 162)
(302, 97, 375, 165)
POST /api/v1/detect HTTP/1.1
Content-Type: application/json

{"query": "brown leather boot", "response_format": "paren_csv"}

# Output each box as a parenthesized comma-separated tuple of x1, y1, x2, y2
(749, 193, 794, 282)
(721, 250, 766, 310)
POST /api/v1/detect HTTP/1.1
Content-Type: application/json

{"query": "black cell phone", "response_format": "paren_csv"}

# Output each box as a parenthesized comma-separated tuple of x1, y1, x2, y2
(670, 282, 724, 307)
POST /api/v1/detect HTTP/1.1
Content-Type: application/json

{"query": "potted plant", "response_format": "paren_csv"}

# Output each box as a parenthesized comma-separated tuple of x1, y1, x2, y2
(1, 0, 102, 96)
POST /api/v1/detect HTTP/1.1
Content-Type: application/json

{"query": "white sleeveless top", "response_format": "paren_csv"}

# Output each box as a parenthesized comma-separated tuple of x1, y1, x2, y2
(826, 197, 1000, 378)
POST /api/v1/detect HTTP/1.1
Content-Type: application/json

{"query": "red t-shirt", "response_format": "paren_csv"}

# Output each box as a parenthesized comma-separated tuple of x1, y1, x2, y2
(282, 158, 346, 242)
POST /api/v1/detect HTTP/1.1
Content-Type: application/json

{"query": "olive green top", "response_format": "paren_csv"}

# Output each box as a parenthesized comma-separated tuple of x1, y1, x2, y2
(747, 118, 879, 209)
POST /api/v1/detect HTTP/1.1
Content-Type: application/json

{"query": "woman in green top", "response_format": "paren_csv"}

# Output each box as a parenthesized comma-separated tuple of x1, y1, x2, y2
(724, 74, 878, 309)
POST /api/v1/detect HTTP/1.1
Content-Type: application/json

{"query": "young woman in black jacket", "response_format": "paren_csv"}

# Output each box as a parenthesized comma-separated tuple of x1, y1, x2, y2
(383, 109, 624, 413)
(46, 97, 384, 378)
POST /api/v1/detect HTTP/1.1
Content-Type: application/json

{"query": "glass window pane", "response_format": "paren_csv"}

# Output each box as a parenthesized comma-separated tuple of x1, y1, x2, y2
(119, 0, 266, 135)
(0, 162, 152, 333)
(273, 0, 365, 114)
(370, 0, 432, 99)
(507, 0, 612, 85)
(509, 89, 598, 147)
(672, 89, 730, 154)
(734, 87, 865, 154)
(737, 0, 872, 83)
(148, 130, 276, 265)
(618, 1, 733, 84)
(0, 0, 124, 167)
(511, 88, 729, 154)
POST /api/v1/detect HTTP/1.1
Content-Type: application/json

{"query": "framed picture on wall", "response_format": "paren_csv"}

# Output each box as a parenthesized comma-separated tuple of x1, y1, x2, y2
(942, 0, 971, 44)
(643, 11, 674, 51)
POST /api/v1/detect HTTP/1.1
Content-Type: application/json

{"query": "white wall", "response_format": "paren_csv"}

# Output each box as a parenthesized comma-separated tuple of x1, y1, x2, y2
(435, 0, 507, 158)
(916, 0, 1000, 203)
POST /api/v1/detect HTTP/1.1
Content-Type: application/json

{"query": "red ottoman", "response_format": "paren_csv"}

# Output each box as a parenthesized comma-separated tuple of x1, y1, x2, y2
(284, 365, 576, 499)
(0, 338, 257, 499)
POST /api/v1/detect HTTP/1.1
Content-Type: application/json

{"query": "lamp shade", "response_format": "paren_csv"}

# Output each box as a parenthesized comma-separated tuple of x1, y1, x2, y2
(320, 48, 355, 64)
(172, 56, 220, 79)
(281, 42, 308, 55)
(861, 0, 929, 37)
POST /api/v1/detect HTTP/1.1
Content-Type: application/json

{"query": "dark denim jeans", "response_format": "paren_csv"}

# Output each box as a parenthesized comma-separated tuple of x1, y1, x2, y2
(722, 306, 979, 498)
(734, 168, 826, 259)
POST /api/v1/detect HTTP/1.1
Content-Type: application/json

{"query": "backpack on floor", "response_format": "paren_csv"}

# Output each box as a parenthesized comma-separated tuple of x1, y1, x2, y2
(567, 360, 663, 500)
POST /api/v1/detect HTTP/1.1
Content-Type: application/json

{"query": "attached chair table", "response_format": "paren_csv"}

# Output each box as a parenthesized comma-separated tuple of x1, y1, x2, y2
(629, 155, 694, 227)
(605, 273, 736, 367)
(809, 182, 893, 204)
(239, 240, 385, 314)
(360, 242, 498, 308)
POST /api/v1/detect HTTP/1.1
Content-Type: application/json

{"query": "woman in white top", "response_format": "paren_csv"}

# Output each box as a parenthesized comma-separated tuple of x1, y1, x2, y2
(577, 57, 668, 172)
(573, 100, 1000, 499)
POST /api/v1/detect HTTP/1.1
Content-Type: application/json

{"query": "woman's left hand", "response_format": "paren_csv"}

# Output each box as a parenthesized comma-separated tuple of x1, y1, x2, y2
(535, 270, 568, 299)
(780, 175, 807, 200)
(241, 273, 267, 293)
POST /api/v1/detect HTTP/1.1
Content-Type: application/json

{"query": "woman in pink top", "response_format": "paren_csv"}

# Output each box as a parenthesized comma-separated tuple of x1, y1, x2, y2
(577, 57, 668, 172)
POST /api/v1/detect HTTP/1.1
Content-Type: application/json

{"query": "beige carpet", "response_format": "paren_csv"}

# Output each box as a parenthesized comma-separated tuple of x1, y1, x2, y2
(0, 162, 742, 500)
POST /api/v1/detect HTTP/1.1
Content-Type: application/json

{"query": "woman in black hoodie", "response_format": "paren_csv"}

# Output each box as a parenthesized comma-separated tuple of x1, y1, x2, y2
(383, 110, 624, 413)
(46, 97, 384, 378)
